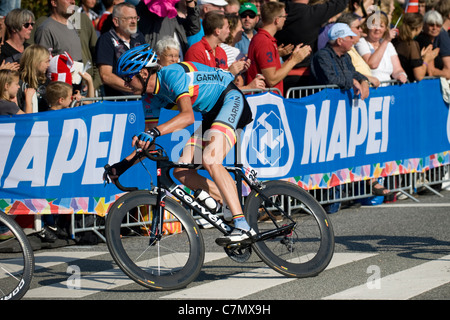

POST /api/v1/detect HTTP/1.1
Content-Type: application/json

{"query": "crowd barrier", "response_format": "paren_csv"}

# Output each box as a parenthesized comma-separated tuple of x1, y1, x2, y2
(1, 78, 449, 241)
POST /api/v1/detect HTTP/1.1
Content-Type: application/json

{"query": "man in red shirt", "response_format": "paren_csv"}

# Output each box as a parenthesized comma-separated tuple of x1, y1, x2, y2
(247, 1, 311, 95)
(185, 11, 231, 69)
(185, 10, 248, 76)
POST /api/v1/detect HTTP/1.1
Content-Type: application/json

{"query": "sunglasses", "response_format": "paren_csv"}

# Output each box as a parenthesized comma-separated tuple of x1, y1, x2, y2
(23, 22, 35, 29)
(240, 12, 257, 19)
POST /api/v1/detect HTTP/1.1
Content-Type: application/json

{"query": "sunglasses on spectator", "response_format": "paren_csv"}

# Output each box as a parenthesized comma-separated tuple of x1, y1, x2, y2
(240, 12, 257, 19)
(23, 22, 35, 29)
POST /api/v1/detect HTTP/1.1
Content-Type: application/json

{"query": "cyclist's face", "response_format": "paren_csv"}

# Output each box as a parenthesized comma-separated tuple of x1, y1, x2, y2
(124, 69, 156, 95)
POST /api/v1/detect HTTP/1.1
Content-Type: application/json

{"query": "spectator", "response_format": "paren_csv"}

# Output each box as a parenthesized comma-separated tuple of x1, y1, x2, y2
(337, 12, 381, 87)
(95, 2, 145, 96)
(17, 44, 50, 113)
(247, 1, 311, 95)
(235, 2, 259, 56)
(275, 0, 348, 90)
(437, 0, 450, 35)
(355, 12, 408, 84)
(155, 36, 181, 66)
(45, 73, 94, 110)
(185, 11, 239, 72)
(225, 0, 241, 15)
(78, 0, 100, 30)
(220, 13, 245, 66)
(393, 12, 439, 81)
(348, 0, 373, 19)
(47, 52, 95, 104)
(185, 10, 263, 90)
(0, 15, 4, 45)
(0, 69, 32, 115)
(0, 9, 34, 66)
(310, 23, 370, 99)
(138, 0, 200, 59)
(418, 0, 427, 15)
(34, 0, 83, 64)
(0, 0, 21, 18)
(186, 0, 227, 47)
(416, 6, 450, 79)
(97, 0, 124, 34)
(31, 1, 100, 91)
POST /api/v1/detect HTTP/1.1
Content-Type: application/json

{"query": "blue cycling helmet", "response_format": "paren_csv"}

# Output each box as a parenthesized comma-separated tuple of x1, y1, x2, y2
(117, 44, 159, 78)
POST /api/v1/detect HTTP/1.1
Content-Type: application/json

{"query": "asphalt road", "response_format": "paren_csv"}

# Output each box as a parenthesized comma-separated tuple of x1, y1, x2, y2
(11, 189, 450, 305)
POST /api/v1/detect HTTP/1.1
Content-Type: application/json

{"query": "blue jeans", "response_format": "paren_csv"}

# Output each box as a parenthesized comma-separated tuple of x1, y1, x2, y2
(0, 0, 21, 16)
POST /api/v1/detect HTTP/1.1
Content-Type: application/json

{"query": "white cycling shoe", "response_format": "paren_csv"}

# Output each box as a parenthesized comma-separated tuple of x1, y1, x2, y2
(215, 228, 257, 247)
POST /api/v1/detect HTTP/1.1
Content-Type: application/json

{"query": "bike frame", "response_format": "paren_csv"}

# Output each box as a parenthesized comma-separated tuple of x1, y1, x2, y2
(108, 146, 296, 243)
(153, 156, 255, 236)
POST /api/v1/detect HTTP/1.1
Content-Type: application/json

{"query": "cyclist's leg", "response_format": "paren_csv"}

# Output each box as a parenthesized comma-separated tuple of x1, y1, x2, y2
(203, 88, 256, 241)
(173, 128, 224, 204)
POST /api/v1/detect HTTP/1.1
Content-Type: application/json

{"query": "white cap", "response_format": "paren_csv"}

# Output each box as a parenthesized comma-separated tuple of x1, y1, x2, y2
(198, 0, 228, 6)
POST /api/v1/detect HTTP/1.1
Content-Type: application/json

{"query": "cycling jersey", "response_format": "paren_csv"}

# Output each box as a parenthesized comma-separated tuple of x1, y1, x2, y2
(142, 62, 235, 119)
(143, 61, 252, 147)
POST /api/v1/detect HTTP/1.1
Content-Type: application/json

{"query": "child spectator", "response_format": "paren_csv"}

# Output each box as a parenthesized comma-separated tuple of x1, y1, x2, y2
(0, 69, 33, 115)
(18, 44, 50, 112)
(45, 72, 94, 111)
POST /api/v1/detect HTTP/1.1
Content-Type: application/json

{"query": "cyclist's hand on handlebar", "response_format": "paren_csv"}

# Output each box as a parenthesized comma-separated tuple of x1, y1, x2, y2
(132, 128, 160, 150)
(103, 164, 120, 185)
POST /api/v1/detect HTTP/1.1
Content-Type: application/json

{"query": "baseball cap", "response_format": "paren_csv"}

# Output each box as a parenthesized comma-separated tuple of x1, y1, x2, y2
(198, 0, 228, 6)
(239, 2, 258, 15)
(328, 23, 357, 41)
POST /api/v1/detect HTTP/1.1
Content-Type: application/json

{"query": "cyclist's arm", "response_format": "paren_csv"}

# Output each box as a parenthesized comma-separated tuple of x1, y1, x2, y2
(155, 95, 195, 136)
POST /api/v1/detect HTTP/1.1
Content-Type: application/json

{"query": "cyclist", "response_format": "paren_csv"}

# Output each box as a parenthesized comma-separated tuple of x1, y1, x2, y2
(104, 44, 256, 245)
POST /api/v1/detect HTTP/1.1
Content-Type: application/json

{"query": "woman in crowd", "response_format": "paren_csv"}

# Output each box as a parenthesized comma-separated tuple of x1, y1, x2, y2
(416, 10, 450, 80)
(393, 12, 439, 82)
(17, 44, 50, 112)
(155, 36, 180, 67)
(0, 8, 35, 66)
(355, 11, 408, 84)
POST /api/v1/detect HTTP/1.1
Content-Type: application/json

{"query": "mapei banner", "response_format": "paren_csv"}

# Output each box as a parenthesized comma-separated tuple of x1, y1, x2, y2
(241, 78, 450, 189)
(0, 100, 145, 215)
(1, 78, 449, 215)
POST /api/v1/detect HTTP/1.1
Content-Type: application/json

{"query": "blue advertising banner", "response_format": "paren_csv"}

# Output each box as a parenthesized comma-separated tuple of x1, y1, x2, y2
(0, 100, 146, 214)
(240, 79, 450, 188)
(1, 78, 449, 214)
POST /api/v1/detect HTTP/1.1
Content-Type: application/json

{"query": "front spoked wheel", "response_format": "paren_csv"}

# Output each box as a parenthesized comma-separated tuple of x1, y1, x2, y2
(105, 191, 205, 291)
(245, 181, 334, 278)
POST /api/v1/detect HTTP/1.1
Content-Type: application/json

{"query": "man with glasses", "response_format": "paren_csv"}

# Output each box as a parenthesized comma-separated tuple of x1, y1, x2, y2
(235, 2, 259, 55)
(95, 2, 145, 96)
(336, 12, 380, 87)
(247, 1, 311, 95)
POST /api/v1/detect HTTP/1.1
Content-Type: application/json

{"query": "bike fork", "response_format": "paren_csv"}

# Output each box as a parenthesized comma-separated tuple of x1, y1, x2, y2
(149, 191, 166, 246)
